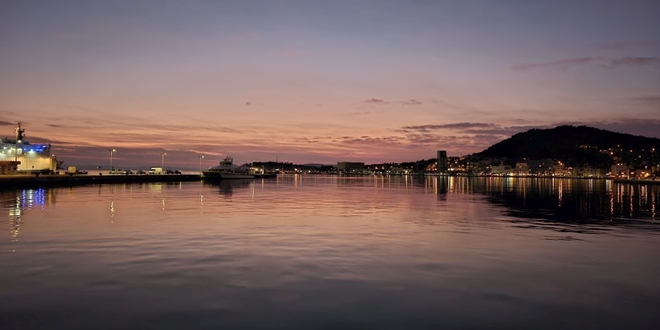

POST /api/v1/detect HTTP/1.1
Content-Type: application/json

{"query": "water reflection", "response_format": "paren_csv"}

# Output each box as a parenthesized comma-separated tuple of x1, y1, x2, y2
(205, 179, 252, 197)
(1, 177, 659, 330)
(1, 177, 657, 235)
(206, 175, 658, 224)
(1, 188, 56, 241)
(110, 201, 115, 218)
(436, 177, 659, 223)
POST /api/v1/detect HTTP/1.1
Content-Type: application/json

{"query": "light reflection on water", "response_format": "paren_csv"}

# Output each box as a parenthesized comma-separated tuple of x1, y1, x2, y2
(0, 176, 659, 330)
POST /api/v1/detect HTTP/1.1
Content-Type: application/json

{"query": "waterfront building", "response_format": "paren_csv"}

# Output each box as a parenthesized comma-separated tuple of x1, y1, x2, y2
(553, 164, 567, 176)
(337, 162, 365, 174)
(490, 164, 512, 175)
(437, 150, 448, 173)
(515, 162, 530, 175)
(611, 163, 630, 177)
(525, 159, 554, 174)
(577, 166, 605, 177)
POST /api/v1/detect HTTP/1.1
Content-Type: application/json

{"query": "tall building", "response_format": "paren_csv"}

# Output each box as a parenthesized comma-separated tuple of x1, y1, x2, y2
(337, 162, 364, 174)
(437, 150, 448, 173)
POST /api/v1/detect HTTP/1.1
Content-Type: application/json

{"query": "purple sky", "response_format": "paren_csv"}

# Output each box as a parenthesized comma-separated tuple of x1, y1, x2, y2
(1, 0, 659, 168)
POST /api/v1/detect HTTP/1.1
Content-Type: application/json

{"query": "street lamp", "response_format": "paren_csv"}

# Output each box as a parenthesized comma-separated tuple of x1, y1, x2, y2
(161, 152, 166, 170)
(198, 155, 205, 176)
(109, 149, 116, 172)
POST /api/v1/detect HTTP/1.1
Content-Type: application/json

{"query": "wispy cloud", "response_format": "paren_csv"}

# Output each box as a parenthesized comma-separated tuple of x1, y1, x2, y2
(340, 135, 404, 145)
(0, 120, 15, 126)
(462, 125, 547, 136)
(402, 123, 496, 132)
(397, 120, 660, 155)
(347, 110, 372, 116)
(401, 99, 422, 106)
(592, 41, 654, 51)
(22, 113, 660, 167)
(601, 57, 660, 68)
(629, 96, 660, 103)
(390, 122, 548, 157)
(349, 98, 421, 115)
(347, 109, 389, 116)
(513, 56, 660, 71)
(364, 98, 387, 104)
(36, 120, 524, 166)
(391, 122, 565, 158)
(243, 101, 266, 107)
(513, 57, 603, 71)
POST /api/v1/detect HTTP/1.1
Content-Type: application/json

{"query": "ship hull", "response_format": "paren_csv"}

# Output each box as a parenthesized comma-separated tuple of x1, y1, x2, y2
(202, 171, 254, 180)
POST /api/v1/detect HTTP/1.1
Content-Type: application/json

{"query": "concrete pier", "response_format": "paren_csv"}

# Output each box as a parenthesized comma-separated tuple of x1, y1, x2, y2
(0, 174, 202, 190)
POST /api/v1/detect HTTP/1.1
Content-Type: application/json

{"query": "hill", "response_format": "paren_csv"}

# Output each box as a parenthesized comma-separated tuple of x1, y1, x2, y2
(475, 125, 660, 167)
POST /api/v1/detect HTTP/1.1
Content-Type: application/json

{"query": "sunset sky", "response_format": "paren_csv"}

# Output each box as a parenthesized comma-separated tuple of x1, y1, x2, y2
(1, 0, 659, 168)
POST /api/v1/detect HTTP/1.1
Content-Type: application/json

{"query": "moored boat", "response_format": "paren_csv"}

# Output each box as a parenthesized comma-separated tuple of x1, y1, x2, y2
(202, 156, 254, 180)
(0, 123, 59, 174)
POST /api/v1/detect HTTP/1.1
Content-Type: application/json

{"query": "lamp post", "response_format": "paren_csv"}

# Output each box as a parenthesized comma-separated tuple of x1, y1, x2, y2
(109, 149, 116, 172)
(161, 152, 166, 170)
(198, 155, 204, 176)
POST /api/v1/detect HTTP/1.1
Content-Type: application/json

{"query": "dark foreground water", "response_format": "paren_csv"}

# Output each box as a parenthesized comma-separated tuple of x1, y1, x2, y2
(1, 176, 659, 329)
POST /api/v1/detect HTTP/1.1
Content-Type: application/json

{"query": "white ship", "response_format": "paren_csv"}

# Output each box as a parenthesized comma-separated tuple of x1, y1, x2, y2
(202, 156, 255, 179)
(0, 123, 59, 174)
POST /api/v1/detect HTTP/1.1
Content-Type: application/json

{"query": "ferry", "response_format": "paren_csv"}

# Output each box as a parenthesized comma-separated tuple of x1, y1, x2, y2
(0, 123, 59, 174)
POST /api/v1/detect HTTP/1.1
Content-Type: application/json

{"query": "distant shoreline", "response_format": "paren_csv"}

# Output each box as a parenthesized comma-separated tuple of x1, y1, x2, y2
(426, 173, 660, 184)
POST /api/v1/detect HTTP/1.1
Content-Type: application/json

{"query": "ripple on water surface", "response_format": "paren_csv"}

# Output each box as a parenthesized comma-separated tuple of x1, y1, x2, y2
(0, 176, 659, 329)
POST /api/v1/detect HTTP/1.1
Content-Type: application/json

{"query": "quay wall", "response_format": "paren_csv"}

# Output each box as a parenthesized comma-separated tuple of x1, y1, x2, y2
(0, 174, 201, 190)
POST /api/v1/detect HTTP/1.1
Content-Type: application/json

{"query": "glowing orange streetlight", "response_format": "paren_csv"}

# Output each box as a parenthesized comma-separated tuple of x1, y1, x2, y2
(109, 149, 116, 172)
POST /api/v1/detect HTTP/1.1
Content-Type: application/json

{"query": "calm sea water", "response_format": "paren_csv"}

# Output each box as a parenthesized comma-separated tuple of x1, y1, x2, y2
(1, 176, 659, 330)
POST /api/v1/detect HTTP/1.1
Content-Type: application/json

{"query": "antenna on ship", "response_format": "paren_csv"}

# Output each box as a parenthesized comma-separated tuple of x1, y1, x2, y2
(15, 122, 25, 143)
(14, 122, 25, 162)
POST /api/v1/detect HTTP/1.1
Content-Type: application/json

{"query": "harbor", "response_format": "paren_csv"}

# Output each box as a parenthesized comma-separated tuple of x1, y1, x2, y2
(0, 122, 277, 189)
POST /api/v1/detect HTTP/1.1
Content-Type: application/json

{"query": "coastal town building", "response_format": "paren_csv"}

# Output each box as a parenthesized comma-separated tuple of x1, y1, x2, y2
(576, 166, 603, 177)
(490, 165, 512, 175)
(553, 163, 568, 176)
(611, 164, 630, 177)
(437, 150, 448, 173)
(527, 159, 555, 174)
(515, 162, 530, 175)
(337, 162, 365, 174)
